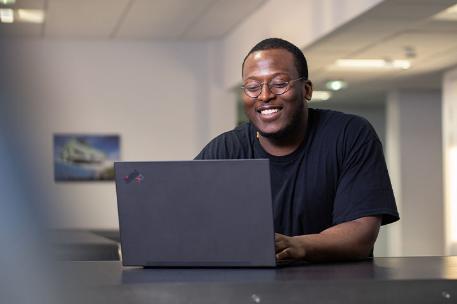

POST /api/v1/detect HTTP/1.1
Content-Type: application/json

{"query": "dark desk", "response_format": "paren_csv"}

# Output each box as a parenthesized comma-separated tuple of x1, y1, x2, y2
(62, 256, 457, 304)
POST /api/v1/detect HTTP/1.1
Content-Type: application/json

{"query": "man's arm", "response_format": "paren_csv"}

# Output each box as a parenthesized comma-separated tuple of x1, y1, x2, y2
(275, 216, 381, 262)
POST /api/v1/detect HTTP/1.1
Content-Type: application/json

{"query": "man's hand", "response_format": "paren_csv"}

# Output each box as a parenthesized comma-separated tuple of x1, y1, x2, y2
(274, 216, 382, 262)
(275, 233, 306, 260)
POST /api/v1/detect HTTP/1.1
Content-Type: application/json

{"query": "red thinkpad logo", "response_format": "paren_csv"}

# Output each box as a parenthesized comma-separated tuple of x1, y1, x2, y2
(123, 170, 144, 184)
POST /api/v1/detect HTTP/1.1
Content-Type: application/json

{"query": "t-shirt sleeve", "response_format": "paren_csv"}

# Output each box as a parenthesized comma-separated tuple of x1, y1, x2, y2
(194, 136, 225, 160)
(194, 129, 248, 160)
(332, 117, 399, 226)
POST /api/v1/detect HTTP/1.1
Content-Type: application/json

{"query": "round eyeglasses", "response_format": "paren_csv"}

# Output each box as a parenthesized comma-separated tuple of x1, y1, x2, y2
(241, 77, 304, 99)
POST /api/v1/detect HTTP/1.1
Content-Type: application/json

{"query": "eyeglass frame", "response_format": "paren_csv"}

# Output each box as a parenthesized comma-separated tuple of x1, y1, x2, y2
(241, 76, 305, 99)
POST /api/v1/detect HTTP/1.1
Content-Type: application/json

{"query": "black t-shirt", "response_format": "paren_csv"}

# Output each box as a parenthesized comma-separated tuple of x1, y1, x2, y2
(195, 108, 399, 236)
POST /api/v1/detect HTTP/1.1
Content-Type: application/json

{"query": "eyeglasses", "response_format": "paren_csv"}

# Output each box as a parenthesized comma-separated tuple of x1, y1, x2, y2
(241, 77, 304, 99)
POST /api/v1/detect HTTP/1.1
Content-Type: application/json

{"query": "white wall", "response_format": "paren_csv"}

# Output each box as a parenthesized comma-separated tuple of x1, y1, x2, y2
(386, 90, 444, 256)
(221, 0, 383, 88)
(443, 66, 457, 255)
(1, 40, 211, 229)
(206, 41, 238, 139)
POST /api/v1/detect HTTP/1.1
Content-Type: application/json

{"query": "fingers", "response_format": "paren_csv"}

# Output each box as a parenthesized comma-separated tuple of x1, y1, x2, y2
(275, 233, 288, 253)
(274, 233, 285, 241)
(275, 243, 286, 253)
(276, 249, 290, 260)
(275, 234, 306, 260)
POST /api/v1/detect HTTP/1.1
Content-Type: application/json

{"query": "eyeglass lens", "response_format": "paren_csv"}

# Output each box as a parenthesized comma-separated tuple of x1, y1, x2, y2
(243, 77, 303, 98)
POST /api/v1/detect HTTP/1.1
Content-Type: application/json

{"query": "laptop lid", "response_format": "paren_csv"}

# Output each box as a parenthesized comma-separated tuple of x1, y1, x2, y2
(114, 160, 276, 267)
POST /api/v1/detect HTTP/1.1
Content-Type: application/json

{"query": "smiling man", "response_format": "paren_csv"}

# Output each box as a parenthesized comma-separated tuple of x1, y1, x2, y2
(195, 38, 399, 262)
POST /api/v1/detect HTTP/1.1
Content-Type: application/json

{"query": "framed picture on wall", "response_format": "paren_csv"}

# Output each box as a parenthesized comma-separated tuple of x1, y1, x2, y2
(53, 134, 120, 181)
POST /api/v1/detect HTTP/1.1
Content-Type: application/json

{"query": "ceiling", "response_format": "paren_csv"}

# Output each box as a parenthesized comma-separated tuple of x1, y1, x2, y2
(0, 0, 266, 40)
(1, 0, 456, 105)
(304, 0, 457, 104)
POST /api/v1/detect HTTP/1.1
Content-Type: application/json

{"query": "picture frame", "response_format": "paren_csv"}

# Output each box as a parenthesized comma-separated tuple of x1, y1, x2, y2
(53, 134, 120, 181)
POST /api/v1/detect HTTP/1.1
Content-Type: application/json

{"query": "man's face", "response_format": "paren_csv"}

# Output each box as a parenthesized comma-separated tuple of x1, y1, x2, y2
(242, 49, 312, 138)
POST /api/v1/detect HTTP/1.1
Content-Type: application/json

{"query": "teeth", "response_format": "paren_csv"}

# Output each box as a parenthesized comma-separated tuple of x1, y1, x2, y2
(260, 108, 279, 115)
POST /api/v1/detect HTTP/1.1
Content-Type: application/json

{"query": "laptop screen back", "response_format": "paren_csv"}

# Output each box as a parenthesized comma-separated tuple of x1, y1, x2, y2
(115, 160, 275, 267)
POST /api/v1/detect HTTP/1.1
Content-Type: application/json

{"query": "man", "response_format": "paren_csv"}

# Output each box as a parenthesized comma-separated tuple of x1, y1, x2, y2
(196, 38, 399, 262)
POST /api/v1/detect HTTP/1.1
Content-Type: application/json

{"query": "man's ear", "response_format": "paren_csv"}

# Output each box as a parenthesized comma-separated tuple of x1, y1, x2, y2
(303, 80, 313, 101)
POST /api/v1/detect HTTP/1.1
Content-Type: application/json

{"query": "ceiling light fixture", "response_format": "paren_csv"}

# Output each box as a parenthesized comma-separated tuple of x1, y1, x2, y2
(326, 80, 348, 91)
(17, 9, 44, 23)
(335, 59, 411, 70)
(0, 0, 15, 5)
(433, 3, 457, 21)
(0, 8, 14, 23)
(311, 91, 332, 101)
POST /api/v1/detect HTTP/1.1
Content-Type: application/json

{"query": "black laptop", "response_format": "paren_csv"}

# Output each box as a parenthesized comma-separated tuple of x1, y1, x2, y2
(114, 159, 278, 267)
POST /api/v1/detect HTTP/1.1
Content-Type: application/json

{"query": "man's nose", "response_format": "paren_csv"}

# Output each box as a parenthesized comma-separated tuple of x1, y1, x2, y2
(258, 83, 274, 102)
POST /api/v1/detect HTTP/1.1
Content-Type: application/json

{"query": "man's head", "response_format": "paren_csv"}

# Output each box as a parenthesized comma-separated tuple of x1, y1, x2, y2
(242, 38, 308, 80)
(241, 38, 312, 140)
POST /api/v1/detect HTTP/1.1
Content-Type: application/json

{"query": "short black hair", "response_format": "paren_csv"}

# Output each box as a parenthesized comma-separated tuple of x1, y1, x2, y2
(242, 38, 308, 79)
